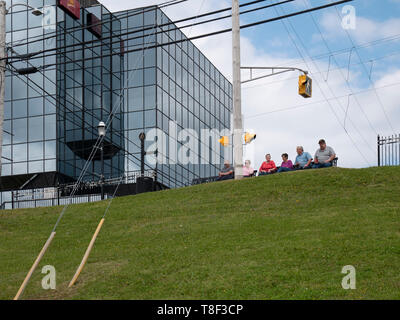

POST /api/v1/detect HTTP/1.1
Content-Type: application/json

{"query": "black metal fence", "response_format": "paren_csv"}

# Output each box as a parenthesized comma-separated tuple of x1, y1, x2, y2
(378, 134, 400, 167)
(0, 194, 112, 210)
(0, 170, 158, 210)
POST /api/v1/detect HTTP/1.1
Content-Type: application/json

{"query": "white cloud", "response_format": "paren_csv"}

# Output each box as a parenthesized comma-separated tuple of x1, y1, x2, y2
(320, 11, 400, 44)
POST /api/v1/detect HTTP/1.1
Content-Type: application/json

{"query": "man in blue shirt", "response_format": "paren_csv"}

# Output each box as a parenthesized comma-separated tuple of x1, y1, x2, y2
(294, 146, 313, 169)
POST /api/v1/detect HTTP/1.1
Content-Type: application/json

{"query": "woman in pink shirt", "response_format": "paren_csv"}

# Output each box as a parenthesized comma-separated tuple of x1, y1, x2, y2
(243, 160, 255, 177)
(277, 153, 294, 173)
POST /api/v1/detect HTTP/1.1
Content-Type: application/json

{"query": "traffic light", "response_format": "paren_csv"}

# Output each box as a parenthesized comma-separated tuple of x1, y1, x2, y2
(244, 132, 256, 144)
(219, 133, 256, 147)
(299, 74, 312, 98)
(218, 136, 229, 147)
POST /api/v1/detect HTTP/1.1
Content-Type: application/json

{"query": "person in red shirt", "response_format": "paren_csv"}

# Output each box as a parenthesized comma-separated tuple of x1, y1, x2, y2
(258, 154, 277, 176)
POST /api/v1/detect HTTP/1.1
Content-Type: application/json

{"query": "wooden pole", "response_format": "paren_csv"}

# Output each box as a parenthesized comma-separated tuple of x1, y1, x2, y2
(68, 218, 105, 287)
(14, 231, 56, 300)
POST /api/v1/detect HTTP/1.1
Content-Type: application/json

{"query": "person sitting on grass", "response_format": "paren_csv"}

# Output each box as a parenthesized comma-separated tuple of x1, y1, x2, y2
(277, 153, 294, 173)
(217, 160, 234, 181)
(312, 139, 336, 169)
(258, 154, 277, 176)
(243, 160, 255, 177)
(294, 146, 313, 169)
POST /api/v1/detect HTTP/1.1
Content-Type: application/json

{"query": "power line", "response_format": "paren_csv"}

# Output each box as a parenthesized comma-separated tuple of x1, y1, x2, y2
(244, 80, 400, 119)
(298, 0, 379, 136)
(331, 2, 397, 134)
(242, 49, 400, 90)
(273, 2, 372, 166)
(242, 33, 400, 79)
(7, 0, 186, 47)
(7, 0, 187, 45)
(7, 0, 354, 69)
(276, 3, 378, 157)
(8, 0, 274, 51)
(6, 0, 295, 64)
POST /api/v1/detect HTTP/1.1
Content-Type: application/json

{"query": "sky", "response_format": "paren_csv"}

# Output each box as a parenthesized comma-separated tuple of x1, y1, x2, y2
(98, 0, 400, 169)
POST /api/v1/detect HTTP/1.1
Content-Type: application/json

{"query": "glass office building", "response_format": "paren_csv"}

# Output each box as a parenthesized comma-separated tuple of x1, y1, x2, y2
(115, 7, 232, 189)
(0, 0, 232, 208)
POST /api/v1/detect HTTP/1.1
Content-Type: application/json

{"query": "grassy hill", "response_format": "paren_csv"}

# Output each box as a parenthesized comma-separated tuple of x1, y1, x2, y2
(0, 167, 399, 300)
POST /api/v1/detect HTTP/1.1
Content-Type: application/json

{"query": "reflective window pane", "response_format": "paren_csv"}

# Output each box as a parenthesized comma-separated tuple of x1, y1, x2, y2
(28, 116, 43, 141)
(13, 118, 27, 143)
(13, 99, 28, 118)
(13, 144, 27, 162)
(29, 142, 43, 161)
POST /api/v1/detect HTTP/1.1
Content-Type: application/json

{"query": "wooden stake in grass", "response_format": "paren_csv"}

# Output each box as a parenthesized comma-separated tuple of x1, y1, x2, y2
(68, 218, 105, 287)
(14, 231, 56, 300)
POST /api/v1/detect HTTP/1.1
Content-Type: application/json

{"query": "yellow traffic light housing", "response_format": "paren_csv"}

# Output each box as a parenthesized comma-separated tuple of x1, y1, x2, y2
(299, 74, 312, 98)
(244, 132, 256, 144)
(218, 136, 229, 147)
(219, 133, 256, 146)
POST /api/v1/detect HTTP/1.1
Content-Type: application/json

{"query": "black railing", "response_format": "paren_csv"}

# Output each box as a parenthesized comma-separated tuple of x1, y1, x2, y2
(378, 135, 400, 167)
(0, 194, 112, 210)
(0, 170, 160, 210)
(192, 176, 219, 185)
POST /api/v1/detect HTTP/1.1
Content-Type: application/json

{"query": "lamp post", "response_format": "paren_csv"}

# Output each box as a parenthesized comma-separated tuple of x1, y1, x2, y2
(139, 132, 146, 178)
(97, 121, 106, 200)
(0, 1, 43, 176)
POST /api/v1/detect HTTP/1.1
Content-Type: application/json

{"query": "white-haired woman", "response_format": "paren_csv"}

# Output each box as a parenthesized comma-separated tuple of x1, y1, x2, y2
(243, 160, 255, 177)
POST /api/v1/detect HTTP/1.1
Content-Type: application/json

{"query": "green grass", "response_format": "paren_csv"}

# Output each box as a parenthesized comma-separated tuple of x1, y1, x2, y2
(1, 166, 399, 300)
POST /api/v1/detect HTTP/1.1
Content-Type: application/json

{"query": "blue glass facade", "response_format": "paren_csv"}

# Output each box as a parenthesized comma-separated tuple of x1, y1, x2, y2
(56, 3, 124, 182)
(116, 7, 232, 189)
(0, 1, 232, 207)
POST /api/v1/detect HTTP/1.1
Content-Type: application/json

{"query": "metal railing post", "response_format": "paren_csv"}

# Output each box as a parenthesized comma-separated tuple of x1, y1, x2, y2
(377, 135, 380, 167)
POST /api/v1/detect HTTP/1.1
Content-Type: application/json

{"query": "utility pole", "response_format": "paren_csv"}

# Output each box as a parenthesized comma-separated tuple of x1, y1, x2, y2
(0, 1, 6, 177)
(232, 0, 243, 180)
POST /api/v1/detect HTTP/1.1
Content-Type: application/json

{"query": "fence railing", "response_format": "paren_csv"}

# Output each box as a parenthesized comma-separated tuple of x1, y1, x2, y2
(0, 194, 111, 210)
(378, 134, 400, 167)
(0, 170, 158, 210)
(0, 194, 112, 210)
(192, 176, 219, 185)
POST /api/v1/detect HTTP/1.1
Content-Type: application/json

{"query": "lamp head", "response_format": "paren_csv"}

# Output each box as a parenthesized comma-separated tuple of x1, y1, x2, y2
(97, 121, 106, 137)
(31, 8, 43, 16)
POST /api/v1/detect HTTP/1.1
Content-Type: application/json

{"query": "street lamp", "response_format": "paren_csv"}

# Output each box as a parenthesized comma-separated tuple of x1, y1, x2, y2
(97, 121, 106, 200)
(139, 132, 146, 178)
(97, 121, 106, 137)
(0, 1, 43, 176)
(4, 3, 43, 15)
(31, 8, 43, 16)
